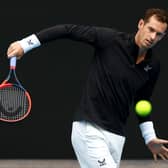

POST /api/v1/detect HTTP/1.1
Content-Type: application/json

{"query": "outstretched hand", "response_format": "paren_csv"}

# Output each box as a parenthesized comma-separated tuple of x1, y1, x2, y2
(147, 138, 168, 161)
(7, 41, 24, 59)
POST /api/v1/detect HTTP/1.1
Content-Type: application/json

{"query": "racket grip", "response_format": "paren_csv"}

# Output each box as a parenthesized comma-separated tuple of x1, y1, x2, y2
(10, 56, 17, 67)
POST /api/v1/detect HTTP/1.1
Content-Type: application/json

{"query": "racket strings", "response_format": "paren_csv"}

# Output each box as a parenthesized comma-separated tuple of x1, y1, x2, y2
(0, 86, 29, 120)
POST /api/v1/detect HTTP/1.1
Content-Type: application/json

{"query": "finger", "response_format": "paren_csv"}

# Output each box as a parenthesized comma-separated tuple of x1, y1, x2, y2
(153, 154, 157, 161)
(158, 153, 167, 160)
(158, 139, 168, 144)
(7, 51, 17, 58)
(7, 49, 14, 56)
(165, 152, 168, 159)
(7, 42, 18, 54)
(7, 46, 14, 54)
(161, 148, 168, 159)
(163, 145, 168, 150)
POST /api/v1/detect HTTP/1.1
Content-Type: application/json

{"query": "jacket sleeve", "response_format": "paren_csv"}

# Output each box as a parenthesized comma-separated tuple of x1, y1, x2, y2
(35, 24, 117, 48)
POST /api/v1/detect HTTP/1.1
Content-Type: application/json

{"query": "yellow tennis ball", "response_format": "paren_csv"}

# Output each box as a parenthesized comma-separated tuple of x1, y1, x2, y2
(135, 100, 152, 117)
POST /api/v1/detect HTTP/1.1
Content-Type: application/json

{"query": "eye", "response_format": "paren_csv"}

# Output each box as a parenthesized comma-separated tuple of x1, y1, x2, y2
(148, 27, 155, 32)
(148, 27, 165, 38)
(156, 32, 165, 37)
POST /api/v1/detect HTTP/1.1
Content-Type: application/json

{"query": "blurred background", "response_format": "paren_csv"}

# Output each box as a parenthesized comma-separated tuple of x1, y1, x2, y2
(0, 0, 167, 160)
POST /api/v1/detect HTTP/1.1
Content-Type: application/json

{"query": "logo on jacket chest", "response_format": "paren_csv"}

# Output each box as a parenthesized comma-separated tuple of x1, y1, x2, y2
(144, 64, 152, 72)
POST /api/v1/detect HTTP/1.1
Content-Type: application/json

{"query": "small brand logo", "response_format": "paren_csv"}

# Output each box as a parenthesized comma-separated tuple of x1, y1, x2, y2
(144, 65, 152, 72)
(98, 158, 106, 167)
(27, 39, 34, 45)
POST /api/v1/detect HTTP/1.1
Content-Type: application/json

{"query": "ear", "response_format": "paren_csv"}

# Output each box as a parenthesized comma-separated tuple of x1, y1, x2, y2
(138, 19, 145, 29)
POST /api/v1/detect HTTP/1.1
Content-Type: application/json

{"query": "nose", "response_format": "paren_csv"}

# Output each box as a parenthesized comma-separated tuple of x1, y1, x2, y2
(150, 32, 157, 41)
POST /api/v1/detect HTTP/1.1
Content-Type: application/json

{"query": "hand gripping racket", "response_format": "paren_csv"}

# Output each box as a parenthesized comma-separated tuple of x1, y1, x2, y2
(0, 57, 32, 122)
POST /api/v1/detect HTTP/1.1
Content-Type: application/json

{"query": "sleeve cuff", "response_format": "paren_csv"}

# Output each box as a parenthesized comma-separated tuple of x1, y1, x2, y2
(139, 121, 157, 144)
(18, 34, 41, 54)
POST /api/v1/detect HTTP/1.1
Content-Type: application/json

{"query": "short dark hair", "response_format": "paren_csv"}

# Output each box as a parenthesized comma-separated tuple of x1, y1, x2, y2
(143, 8, 168, 26)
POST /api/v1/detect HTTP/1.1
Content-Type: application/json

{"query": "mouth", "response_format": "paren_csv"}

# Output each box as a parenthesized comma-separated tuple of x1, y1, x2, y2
(145, 39, 153, 46)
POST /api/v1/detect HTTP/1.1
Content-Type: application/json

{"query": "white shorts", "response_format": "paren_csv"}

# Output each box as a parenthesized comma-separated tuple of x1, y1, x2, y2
(71, 121, 125, 168)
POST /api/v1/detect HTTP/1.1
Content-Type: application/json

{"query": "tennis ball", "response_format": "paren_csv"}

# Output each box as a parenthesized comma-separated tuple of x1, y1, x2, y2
(135, 100, 152, 117)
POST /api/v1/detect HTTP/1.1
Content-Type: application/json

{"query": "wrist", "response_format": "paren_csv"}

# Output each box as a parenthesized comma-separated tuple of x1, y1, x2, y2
(18, 34, 41, 54)
(139, 121, 157, 145)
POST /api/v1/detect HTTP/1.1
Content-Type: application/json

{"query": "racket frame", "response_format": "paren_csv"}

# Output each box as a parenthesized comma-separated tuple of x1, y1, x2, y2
(0, 57, 32, 122)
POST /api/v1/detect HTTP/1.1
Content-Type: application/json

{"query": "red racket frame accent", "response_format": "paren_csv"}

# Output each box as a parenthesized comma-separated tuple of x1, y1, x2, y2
(0, 83, 32, 122)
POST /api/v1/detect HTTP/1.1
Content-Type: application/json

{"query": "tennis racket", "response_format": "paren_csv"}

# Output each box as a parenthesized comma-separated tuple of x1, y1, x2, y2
(0, 56, 32, 122)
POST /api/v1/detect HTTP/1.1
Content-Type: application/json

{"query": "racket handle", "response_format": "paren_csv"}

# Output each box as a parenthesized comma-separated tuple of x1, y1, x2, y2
(10, 56, 17, 68)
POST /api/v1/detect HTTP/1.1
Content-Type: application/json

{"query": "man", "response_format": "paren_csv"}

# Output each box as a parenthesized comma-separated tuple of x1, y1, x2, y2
(7, 8, 168, 168)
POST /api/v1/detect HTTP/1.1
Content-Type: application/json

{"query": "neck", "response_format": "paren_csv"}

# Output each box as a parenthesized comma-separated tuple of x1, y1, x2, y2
(136, 49, 147, 64)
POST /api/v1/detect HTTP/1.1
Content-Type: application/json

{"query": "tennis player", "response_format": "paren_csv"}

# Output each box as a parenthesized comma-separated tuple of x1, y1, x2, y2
(7, 8, 168, 168)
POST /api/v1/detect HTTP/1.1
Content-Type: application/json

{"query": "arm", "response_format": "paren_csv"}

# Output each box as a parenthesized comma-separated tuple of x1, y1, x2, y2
(7, 24, 118, 58)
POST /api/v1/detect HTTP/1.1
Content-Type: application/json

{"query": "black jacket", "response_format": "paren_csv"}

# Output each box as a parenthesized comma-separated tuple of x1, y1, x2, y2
(36, 24, 160, 136)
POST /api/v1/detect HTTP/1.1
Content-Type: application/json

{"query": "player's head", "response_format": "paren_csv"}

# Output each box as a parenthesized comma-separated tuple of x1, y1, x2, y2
(135, 8, 168, 49)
